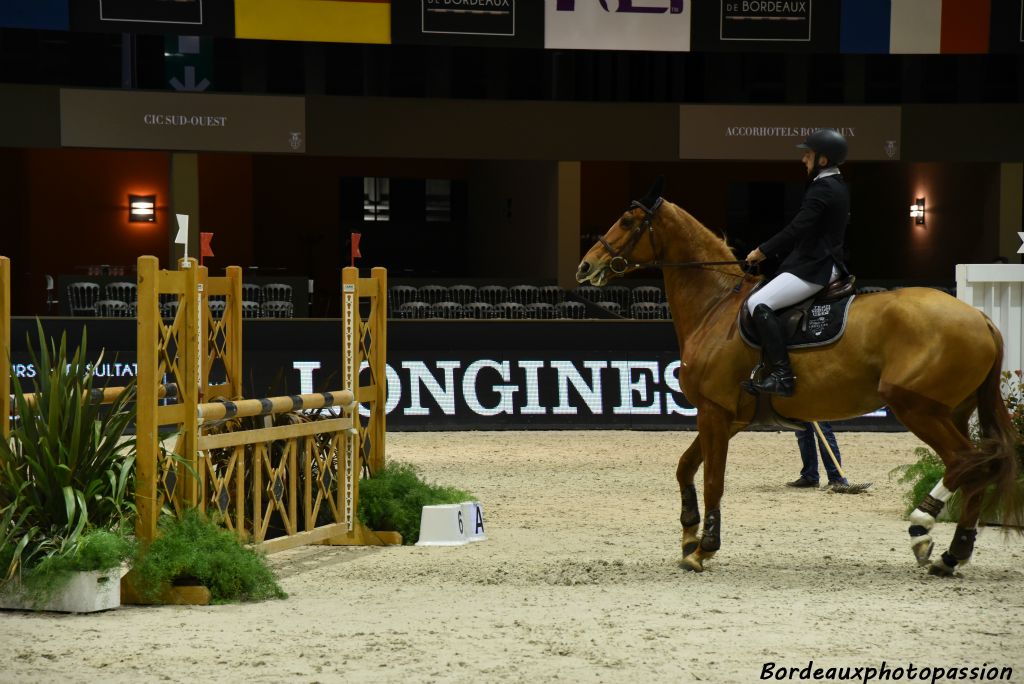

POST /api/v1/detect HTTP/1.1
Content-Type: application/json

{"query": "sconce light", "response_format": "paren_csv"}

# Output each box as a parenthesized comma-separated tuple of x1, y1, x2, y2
(129, 194, 156, 222)
(909, 197, 925, 225)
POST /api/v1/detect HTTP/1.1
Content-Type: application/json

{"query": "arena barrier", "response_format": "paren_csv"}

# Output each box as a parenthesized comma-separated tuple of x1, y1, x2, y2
(0, 255, 391, 553)
(134, 256, 389, 552)
(956, 263, 1024, 374)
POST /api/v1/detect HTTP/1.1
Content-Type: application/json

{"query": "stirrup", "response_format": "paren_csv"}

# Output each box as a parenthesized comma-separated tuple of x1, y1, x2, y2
(742, 366, 795, 397)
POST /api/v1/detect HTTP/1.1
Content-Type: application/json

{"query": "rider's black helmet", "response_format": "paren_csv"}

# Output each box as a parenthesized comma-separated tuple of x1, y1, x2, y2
(797, 129, 848, 166)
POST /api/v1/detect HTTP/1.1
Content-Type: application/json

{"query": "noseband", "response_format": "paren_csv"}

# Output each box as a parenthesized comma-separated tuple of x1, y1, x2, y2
(599, 198, 745, 276)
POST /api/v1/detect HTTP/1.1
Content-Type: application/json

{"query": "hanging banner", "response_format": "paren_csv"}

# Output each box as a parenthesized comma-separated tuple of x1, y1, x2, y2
(544, 0, 692, 52)
(60, 89, 306, 154)
(989, 0, 1024, 53)
(691, 0, 840, 52)
(679, 105, 901, 161)
(839, 0, 890, 54)
(889, 0, 940, 54)
(392, 0, 543, 48)
(0, 0, 68, 30)
(234, 0, 390, 44)
(70, 0, 236, 36)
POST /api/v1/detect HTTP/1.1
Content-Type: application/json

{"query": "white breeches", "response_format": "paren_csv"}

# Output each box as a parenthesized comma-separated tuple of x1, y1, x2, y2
(747, 264, 840, 315)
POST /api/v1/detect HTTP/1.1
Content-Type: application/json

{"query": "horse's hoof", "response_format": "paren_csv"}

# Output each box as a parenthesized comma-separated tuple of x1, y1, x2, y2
(911, 538, 934, 566)
(927, 555, 958, 577)
(679, 552, 704, 573)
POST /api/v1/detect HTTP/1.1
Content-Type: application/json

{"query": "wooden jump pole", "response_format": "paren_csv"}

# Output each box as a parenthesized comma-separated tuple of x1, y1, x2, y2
(196, 390, 355, 422)
(10, 383, 177, 415)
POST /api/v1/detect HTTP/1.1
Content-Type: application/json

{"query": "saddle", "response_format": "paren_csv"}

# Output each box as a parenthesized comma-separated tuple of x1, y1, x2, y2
(739, 275, 857, 349)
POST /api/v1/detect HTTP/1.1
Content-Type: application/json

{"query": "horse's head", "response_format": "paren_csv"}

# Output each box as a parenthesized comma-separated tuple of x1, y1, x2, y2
(576, 178, 665, 287)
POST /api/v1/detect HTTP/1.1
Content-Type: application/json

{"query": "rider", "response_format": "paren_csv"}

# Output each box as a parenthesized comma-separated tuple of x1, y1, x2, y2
(743, 129, 850, 397)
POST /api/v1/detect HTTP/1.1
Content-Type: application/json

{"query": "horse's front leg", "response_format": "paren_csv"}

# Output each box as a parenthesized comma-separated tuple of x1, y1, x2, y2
(681, 404, 732, 573)
(676, 436, 703, 558)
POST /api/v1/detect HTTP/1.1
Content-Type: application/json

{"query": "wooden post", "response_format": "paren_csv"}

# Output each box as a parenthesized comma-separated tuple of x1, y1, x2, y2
(369, 266, 388, 476)
(135, 256, 160, 543)
(179, 257, 202, 510)
(0, 256, 10, 441)
(341, 267, 358, 529)
(225, 265, 243, 398)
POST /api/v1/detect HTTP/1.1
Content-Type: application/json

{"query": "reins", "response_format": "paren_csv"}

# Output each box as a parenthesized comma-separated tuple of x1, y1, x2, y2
(602, 198, 749, 279)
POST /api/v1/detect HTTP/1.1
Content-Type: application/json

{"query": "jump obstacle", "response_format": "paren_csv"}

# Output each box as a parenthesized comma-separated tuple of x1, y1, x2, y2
(1, 254, 394, 555)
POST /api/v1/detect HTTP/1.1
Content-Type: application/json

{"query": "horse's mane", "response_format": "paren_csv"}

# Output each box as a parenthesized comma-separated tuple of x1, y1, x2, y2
(660, 201, 748, 290)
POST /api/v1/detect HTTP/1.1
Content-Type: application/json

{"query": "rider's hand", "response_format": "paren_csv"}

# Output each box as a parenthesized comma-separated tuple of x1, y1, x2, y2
(745, 248, 766, 264)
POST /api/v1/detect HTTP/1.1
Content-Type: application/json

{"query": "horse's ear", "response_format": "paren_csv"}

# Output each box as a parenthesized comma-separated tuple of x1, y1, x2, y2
(638, 176, 665, 209)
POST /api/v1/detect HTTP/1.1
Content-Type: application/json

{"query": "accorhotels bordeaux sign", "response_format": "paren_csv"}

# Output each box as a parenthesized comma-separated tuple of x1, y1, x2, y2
(679, 105, 901, 161)
(59, 89, 305, 154)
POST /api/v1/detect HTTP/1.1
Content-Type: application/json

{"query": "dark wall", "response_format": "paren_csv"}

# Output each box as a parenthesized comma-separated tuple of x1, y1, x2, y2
(9, 148, 170, 314)
(198, 153, 255, 269)
(466, 161, 559, 280)
(0, 148, 30, 311)
(844, 162, 1001, 281)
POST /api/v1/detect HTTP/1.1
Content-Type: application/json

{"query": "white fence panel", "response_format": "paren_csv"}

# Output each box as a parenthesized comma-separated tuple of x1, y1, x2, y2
(955, 264, 1024, 374)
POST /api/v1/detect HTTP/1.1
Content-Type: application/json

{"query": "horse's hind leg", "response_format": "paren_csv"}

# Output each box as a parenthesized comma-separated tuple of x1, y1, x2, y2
(882, 390, 974, 569)
(928, 491, 983, 576)
(676, 436, 703, 558)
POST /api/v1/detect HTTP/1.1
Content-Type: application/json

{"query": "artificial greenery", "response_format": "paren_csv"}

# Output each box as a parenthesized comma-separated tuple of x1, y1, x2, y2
(0, 322, 137, 586)
(11, 529, 135, 607)
(1001, 370, 1024, 460)
(890, 447, 958, 519)
(130, 509, 286, 604)
(358, 461, 474, 544)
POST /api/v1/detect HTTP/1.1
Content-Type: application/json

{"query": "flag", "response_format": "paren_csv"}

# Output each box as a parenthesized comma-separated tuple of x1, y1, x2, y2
(175, 214, 189, 259)
(200, 232, 214, 265)
(351, 232, 361, 266)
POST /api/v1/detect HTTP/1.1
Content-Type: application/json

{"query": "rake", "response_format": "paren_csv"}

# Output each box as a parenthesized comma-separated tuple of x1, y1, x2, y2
(811, 421, 873, 494)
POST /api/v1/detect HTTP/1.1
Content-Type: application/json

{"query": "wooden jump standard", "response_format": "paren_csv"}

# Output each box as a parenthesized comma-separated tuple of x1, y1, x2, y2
(1, 256, 390, 558)
(134, 256, 390, 553)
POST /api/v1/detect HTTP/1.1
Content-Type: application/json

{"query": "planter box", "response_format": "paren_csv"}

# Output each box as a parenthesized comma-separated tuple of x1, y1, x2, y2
(0, 567, 121, 613)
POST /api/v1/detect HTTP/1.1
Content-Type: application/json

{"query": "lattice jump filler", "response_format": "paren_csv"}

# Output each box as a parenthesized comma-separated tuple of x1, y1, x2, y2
(135, 256, 392, 553)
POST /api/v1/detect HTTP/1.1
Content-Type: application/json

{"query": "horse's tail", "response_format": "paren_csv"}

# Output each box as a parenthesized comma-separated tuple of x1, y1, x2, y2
(947, 317, 1023, 530)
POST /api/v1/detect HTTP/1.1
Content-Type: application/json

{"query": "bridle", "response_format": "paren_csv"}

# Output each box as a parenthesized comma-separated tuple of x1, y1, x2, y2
(598, 198, 747, 277)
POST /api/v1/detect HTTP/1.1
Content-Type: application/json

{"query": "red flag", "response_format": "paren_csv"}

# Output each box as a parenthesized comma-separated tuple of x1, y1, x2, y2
(199, 232, 214, 265)
(351, 232, 362, 267)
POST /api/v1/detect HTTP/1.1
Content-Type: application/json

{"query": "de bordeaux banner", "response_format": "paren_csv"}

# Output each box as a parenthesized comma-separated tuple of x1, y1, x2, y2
(545, 0, 692, 52)
(691, 0, 840, 53)
(678, 105, 901, 161)
(392, 0, 543, 48)
(59, 89, 306, 154)
(69, 0, 235, 36)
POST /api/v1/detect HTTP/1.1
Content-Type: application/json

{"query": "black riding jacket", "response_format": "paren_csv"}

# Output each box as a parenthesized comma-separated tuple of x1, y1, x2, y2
(758, 171, 850, 286)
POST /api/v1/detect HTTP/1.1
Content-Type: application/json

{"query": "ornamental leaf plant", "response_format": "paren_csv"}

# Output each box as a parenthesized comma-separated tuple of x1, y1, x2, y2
(0, 322, 137, 593)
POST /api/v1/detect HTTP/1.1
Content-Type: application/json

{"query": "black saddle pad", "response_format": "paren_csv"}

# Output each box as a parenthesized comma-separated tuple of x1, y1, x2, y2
(739, 293, 855, 350)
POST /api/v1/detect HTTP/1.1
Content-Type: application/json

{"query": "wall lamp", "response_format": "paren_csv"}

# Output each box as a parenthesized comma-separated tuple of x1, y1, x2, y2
(129, 194, 156, 222)
(909, 197, 925, 225)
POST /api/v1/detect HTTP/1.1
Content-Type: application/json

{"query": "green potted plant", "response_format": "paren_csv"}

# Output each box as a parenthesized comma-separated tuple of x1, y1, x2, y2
(0, 323, 137, 612)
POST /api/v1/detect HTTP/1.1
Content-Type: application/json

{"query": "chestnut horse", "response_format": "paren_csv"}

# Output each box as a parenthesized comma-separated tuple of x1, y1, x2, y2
(576, 188, 1022, 575)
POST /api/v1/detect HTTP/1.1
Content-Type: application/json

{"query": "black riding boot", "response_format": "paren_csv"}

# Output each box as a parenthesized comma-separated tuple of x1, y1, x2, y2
(744, 304, 795, 397)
